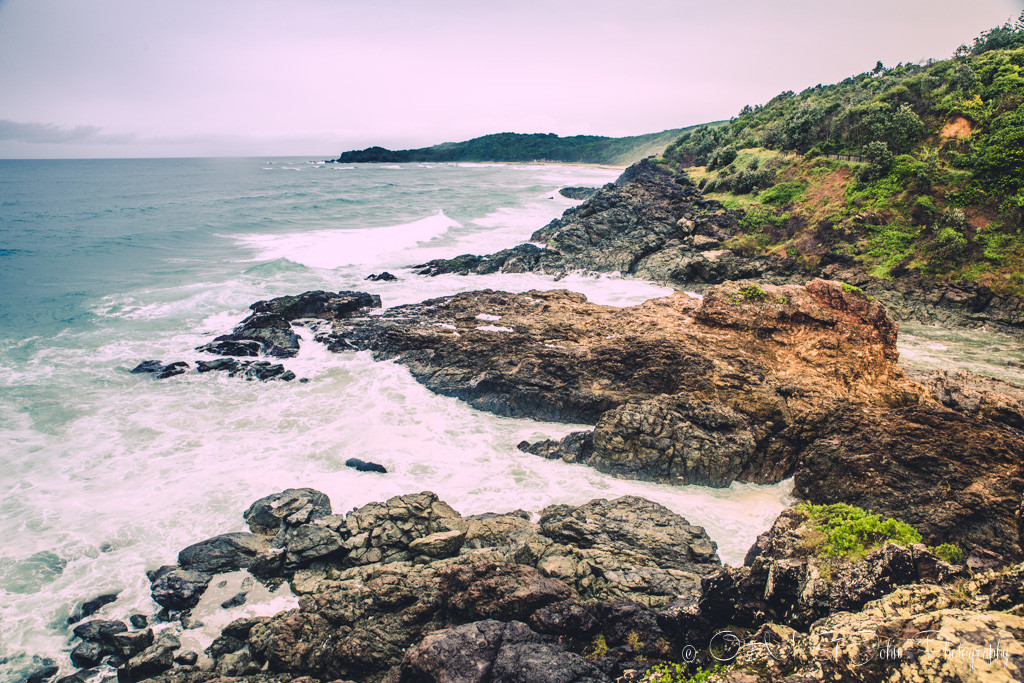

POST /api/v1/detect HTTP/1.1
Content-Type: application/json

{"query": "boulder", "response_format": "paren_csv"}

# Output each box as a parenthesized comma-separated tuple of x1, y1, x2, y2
(243, 488, 332, 535)
(149, 566, 211, 610)
(117, 631, 180, 682)
(343, 492, 468, 566)
(177, 532, 270, 574)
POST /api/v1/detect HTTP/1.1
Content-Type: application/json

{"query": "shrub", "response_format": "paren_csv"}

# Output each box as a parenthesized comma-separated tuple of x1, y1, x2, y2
(932, 543, 964, 564)
(586, 634, 608, 659)
(860, 141, 895, 181)
(760, 181, 807, 207)
(642, 664, 725, 683)
(797, 503, 923, 560)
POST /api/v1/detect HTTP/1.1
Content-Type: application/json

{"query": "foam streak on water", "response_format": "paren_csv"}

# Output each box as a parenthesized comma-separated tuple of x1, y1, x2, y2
(0, 160, 792, 681)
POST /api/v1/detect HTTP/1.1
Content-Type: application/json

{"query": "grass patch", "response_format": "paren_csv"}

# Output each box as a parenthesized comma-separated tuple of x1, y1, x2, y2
(797, 503, 922, 560)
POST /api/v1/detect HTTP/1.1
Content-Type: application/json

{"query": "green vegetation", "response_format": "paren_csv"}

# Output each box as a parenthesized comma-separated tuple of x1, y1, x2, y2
(797, 503, 923, 560)
(336, 124, 726, 166)
(642, 664, 725, 683)
(660, 14, 1024, 294)
(932, 543, 964, 564)
(585, 633, 609, 659)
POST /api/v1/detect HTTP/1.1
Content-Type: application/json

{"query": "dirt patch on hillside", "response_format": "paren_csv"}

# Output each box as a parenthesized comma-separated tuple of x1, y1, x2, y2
(941, 116, 973, 140)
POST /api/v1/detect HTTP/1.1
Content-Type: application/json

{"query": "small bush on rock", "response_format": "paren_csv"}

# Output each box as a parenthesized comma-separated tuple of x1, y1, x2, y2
(797, 503, 922, 560)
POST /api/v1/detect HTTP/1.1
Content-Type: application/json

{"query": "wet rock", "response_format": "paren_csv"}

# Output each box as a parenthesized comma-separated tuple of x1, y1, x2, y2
(195, 358, 296, 381)
(149, 566, 212, 610)
(118, 631, 180, 682)
(558, 186, 599, 200)
(365, 271, 397, 281)
(344, 457, 387, 473)
(67, 592, 120, 624)
(130, 360, 164, 374)
(177, 532, 270, 574)
(243, 488, 332, 535)
(220, 592, 248, 608)
(128, 614, 148, 629)
(26, 662, 59, 683)
(195, 339, 262, 357)
(72, 619, 126, 643)
(69, 640, 107, 668)
(108, 629, 154, 659)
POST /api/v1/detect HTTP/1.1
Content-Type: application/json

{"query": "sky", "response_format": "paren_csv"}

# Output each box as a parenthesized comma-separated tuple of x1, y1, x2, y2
(0, 0, 1021, 158)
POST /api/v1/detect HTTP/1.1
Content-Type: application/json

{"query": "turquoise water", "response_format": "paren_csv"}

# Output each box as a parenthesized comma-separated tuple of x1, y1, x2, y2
(0, 159, 794, 681)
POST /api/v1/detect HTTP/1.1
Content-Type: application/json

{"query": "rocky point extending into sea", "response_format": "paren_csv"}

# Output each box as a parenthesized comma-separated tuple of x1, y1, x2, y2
(52, 158, 1024, 683)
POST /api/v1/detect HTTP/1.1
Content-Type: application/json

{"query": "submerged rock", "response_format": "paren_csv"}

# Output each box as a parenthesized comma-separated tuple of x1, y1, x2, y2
(365, 271, 397, 281)
(344, 457, 387, 473)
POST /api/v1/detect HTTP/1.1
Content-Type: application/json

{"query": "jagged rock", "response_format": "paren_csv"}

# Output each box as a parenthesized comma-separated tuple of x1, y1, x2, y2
(281, 524, 344, 568)
(408, 529, 466, 558)
(197, 290, 382, 359)
(118, 631, 180, 682)
(67, 592, 119, 624)
(539, 496, 719, 573)
(108, 629, 154, 659)
(343, 492, 468, 566)
(72, 619, 127, 643)
(344, 457, 387, 473)
(177, 532, 271, 574)
(528, 600, 599, 638)
(69, 640, 107, 668)
(26, 662, 58, 683)
(243, 488, 332, 535)
(195, 358, 296, 381)
(439, 562, 575, 622)
(131, 361, 190, 379)
(149, 566, 212, 610)
(365, 271, 397, 281)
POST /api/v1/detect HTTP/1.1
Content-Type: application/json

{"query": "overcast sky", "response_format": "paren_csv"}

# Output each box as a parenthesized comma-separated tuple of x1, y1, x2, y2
(0, 0, 1020, 158)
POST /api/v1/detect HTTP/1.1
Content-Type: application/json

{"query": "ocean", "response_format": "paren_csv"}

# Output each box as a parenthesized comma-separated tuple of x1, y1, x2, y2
(0, 157, 799, 680)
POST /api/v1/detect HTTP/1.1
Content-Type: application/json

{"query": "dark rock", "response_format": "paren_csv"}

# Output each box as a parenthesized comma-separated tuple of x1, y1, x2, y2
(149, 566, 212, 610)
(399, 620, 610, 683)
(128, 614, 148, 629)
(173, 650, 198, 666)
(26, 661, 59, 683)
(55, 676, 86, 683)
(72, 619, 127, 643)
(528, 600, 599, 638)
(558, 186, 599, 200)
(69, 640, 107, 668)
(344, 457, 387, 473)
(281, 523, 344, 568)
(222, 616, 270, 640)
(195, 339, 262, 357)
(67, 592, 119, 624)
(129, 360, 164, 374)
(221, 592, 248, 609)
(155, 362, 189, 379)
(244, 488, 332, 534)
(108, 629, 154, 659)
(117, 632, 180, 682)
(195, 358, 296, 381)
(208, 634, 245, 659)
(365, 271, 398, 281)
(439, 562, 575, 622)
(177, 532, 270, 574)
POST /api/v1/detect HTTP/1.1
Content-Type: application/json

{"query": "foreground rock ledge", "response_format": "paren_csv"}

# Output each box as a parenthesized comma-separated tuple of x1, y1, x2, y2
(62, 489, 1024, 683)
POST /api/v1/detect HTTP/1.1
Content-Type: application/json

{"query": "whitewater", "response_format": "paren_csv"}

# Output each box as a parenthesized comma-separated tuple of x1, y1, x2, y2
(0, 159, 798, 681)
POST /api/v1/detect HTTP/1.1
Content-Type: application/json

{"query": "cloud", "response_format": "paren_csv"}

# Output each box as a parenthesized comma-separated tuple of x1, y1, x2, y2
(0, 120, 136, 144)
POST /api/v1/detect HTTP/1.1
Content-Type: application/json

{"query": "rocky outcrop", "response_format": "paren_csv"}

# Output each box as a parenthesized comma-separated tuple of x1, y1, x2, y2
(416, 158, 1024, 331)
(109, 489, 720, 683)
(313, 281, 1024, 558)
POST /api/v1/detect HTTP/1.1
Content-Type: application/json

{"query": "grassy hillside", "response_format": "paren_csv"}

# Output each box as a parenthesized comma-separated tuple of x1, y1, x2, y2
(336, 125, 722, 166)
(657, 14, 1024, 294)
